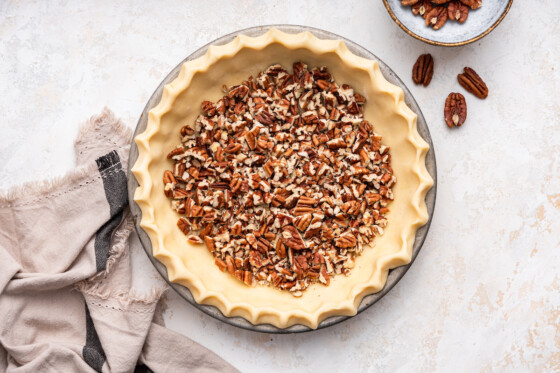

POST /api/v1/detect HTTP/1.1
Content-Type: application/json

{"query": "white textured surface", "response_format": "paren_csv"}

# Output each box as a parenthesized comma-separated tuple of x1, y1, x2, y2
(1, 1, 559, 372)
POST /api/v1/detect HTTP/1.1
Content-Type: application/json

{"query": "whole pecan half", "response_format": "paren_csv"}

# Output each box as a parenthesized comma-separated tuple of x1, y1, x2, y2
(444, 93, 467, 128)
(412, 53, 434, 87)
(411, 0, 433, 17)
(448, 0, 469, 23)
(459, 0, 482, 9)
(425, 6, 448, 30)
(458, 67, 488, 99)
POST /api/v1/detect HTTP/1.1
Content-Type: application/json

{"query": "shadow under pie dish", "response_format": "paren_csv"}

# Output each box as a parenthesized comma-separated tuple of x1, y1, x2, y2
(132, 28, 434, 329)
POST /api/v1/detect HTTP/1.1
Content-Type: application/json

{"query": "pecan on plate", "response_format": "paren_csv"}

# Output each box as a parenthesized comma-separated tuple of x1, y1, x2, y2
(459, 0, 482, 10)
(448, 1, 469, 23)
(432, 0, 450, 3)
(444, 93, 467, 128)
(412, 53, 434, 87)
(425, 6, 448, 30)
(411, 0, 433, 17)
(401, 0, 419, 5)
(458, 67, 488, 99)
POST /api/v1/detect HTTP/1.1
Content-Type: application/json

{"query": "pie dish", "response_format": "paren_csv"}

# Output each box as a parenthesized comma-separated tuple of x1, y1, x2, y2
(132, 28, 433, 329)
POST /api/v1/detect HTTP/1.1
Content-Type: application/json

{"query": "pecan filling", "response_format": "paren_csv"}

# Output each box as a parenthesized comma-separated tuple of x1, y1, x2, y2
(163, 62, 395, 296)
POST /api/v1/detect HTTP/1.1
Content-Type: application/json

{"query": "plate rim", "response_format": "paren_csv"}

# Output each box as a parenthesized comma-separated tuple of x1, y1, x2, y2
(382, 0, 514, 47)
(127, 24, 437, 334)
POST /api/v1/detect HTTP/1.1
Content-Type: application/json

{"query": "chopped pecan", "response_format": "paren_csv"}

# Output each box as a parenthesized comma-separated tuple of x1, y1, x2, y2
(199, 223, 213, 239)
(163, 62, 395, 296)
(457, 67, 488, 99)
(204, 236, 215, 252)
(177, 217, 190, 235)
(282, 225, 305, 250)
(201, 101, 216, 117)
(294, 214, 312, 231)
(412, 54, 434, 87)
(215, 258, 227, 272)
(187, 235, 204, 244)
(167, 147, 185, 159)
(163, 170, 176, 198)
(335, 232, 357, 248)
(444, 92, 467, 128)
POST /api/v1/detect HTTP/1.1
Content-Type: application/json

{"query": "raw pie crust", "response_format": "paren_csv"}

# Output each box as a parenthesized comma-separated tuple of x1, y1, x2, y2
(133, 28, 433, 329)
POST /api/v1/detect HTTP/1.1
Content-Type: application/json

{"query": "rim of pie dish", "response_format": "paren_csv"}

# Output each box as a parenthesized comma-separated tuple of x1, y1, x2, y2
(132, 28, 434, 329)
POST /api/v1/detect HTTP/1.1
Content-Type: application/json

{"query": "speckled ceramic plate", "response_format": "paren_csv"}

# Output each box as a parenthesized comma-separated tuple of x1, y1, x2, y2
(383, 0, 513, 46)
(127, 25, 437, 333)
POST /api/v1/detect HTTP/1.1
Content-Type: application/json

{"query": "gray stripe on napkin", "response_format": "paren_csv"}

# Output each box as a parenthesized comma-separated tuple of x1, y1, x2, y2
(94, 151, 128, 272)
(134, 364, 155, 373)
(83, 303, 107, 373)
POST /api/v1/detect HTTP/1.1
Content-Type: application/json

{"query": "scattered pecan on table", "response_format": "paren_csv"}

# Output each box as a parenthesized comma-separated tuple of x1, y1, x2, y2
(412, 53, 434, 87)
(457, 67, 488, 99)
(444, 92, 467, 128)
(163, 62, 395, 296)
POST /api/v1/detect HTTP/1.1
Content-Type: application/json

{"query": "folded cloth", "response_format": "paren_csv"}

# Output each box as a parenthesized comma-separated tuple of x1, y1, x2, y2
(0, 110, 239, 373)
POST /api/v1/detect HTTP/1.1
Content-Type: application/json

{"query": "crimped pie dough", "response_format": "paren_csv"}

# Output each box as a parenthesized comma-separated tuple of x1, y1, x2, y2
(133, 28, 433, 329)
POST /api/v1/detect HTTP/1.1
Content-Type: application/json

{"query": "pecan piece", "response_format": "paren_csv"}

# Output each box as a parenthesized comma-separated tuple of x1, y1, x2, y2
(187, 235, 204, 244)
(199, 223, 213, 239)
(215, 258, 227, 272)
(204, 236, 215, 252)
(167, 147, 185, 159)
(243, 271, 252, 286)
(401, 0, 419, 5)
(326, 138, 347, 150)
(293, 255, 309, 275)
(457, 67, 488, 99)
(297, 196, 317, 206)
(444, 93, 467, 128)
(412, 54, 434, 87)
(425, 6, 448, 30)
(177, 218, 190, 235)
(228, 85, 249, 100)
(281, 225, 305, 250)
(163, 170, 176, 198)
(447, 0, 469, 23)
(335, 232, 357, 248)
(224, 143, 242, 154)
(226, 256, 235, 274)
(293, 213, 312, 232)
(432, 0, 450, 3)
(319, 265, 330, 285)
(201, 101, 216, 117)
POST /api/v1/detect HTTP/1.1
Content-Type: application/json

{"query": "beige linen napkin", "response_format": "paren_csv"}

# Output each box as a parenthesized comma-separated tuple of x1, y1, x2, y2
(0, 110, 238, 373)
